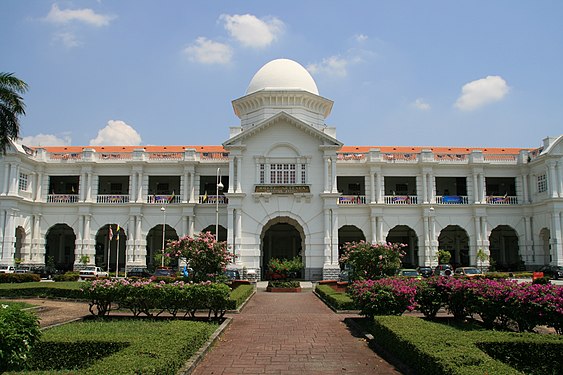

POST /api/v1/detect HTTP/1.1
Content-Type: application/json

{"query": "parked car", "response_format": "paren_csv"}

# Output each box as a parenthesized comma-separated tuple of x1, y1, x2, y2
(152, 267, 176, 278)
(224, 269, 241, 280)
(537, 265, 563, 280)
(396, 269, 421, 279)
(0, 265, 16, 274)
(79, 266, 109, 280)
(416, 266, 433, 278)
(454, 267, 484, 278)
(127, 267, 152, 278)
(434, 264, 453, 276)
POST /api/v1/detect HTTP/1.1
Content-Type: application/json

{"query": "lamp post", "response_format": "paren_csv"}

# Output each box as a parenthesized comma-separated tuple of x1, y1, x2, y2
(161, 206, 166, 268)
(215, 168, 224, 240)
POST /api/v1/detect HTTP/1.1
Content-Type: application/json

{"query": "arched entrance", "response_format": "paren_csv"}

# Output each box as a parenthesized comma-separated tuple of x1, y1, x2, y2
(146, 225, 179, 268)
(539, 228, 551, 265)
(338, 225, 365, 268)
(95, 224, 127, 272)
(489, 225, 520, 271)
(45, 224, 76, 272)
(387, 225, 419, 268)
(438, 225, 470, 267)
(202, 225, 227, 242)
(261, 217, 304, 279)
(14, 226, 25, 263)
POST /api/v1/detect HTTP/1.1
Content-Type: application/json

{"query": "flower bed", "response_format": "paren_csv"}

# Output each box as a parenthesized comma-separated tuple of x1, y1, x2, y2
(315, 284, 357, 310)
(266, 280, 301, 292)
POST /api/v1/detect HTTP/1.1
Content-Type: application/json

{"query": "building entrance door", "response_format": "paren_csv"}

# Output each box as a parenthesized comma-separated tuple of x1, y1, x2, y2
(261, 217, 304, 279)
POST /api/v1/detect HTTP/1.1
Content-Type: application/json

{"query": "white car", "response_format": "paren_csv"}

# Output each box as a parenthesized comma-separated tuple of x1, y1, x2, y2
(79, 266, 109, 279)
(0, 265, 16, 274)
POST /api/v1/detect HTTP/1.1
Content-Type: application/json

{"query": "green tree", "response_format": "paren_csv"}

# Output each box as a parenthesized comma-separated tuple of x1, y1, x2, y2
(0, 73, 28, 154)
(339, 241, 406, 280)
(436, 249, 452, 264)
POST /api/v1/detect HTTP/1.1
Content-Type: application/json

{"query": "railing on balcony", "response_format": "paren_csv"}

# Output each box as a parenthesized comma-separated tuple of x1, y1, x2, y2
(384, 195, 418, 204)
(47, 194, 79, 203)
(198, 195, 228, 204)
(486, 195, 518, 205)
(200, 152, 229, 161)
(436, 195, 469, 204)
(148, 152, 183, 160)
(338, 195, 367, 205)
(49, 153, 81, 161)
(97, 152, 132, 161)
(434, 154, 468, 163)
(383, 153, 419, 163)
(337, 153, 367, 161)
(483, 154, 518, 163)
(147, 194, 182, 204)
(97, 194, 130, 204)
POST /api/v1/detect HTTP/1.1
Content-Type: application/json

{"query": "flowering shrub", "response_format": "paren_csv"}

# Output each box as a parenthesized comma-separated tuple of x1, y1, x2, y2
(166, 231, 234, 282)
(0, 304, 41, 372)
(340, 241, 406, 280)
(415, 279, 445, 319)
(348, 278, 417, 317)
(267, 256, 303, 278)
(80, 279, 231, 319)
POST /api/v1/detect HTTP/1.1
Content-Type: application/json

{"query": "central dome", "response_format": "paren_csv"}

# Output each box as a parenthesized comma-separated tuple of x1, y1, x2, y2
(246, 59, 319, 95)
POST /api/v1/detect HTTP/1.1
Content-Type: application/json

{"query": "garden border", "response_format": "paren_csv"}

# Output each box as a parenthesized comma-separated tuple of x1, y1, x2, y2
(312, 289, 360, 314)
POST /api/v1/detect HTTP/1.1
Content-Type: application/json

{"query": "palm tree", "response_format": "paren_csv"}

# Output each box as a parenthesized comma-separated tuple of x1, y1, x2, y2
(0, 72, 28, 154)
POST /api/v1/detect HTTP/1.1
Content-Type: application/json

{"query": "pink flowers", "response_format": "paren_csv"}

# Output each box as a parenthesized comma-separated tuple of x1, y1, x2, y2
(340, 241, 406, 280)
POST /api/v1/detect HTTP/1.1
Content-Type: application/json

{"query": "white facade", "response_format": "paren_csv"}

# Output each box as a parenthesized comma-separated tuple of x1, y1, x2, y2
(1, 59, 563, 280)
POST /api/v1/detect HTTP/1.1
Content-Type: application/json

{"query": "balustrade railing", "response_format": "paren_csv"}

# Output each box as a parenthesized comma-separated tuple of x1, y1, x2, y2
(148, 152, 183, 160)
(198, 195, 228, 204)
(48, 153, 81, 161)
(435, 195, 469, 204)
(47, 194, 79, 203)
(384, 195, 418, 204)
(97, 194, 130, 204)
(434, 154, 467, 162)
(338, 195, 367, 205)
(383, 153, 419, 163)
(337, 153, 367, 161)
(200, 152, 229, 160)
(147, 194, 181, 204)
(486, 195, 518, 205)
(483, 154, 518, 163)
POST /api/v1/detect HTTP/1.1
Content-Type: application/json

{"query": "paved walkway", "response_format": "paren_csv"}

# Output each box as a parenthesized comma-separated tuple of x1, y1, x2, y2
(192, 289, 402, 375)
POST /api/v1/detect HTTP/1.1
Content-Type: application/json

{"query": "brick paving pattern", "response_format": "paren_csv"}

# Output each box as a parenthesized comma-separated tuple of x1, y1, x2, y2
(192, 290, 402, 375)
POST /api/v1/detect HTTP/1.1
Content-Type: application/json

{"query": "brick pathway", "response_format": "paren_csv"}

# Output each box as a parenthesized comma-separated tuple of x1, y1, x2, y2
(192, 290, 402, 375)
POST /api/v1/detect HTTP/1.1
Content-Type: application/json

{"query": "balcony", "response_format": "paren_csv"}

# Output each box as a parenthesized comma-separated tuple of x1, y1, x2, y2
(97, 194, 130, 204)
(486, 195, 518, 205)
(384, 195, 418, 205)
(436, 195, 469, 204)
(147, 194, 181, 204)
(198, 195, 228, 204)
(47, 194, 79, 203)
(338, 195, 367, 205)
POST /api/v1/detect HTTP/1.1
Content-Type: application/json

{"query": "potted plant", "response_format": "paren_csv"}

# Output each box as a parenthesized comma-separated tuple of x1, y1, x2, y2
(266, 256, 303, 292)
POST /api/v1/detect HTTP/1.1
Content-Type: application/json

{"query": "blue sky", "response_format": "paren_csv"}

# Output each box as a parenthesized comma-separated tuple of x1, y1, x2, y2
(3, 1, 563, 148)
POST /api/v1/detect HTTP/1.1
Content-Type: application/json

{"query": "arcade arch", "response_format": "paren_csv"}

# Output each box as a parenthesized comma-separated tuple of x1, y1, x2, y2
(438, 225, 470, 267)
(146, 224, 179, 268)
(489, 225, 520, 271)
(386, 225, 419, 267)
(260, 217, 304, 278)
(45, 224, 76, 272)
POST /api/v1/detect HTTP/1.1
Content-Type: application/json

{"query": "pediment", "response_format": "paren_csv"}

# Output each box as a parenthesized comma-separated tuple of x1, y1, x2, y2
(223, 111, 342, 149)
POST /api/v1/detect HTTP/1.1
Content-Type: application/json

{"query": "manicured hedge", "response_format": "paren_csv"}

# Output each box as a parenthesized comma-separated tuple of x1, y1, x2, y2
(367, 316, 563, 375)
(6, 318, 218, 375)
(315, 284, 357, 310)
(0, 282, 84, 299)
(227, 284, 254, 310)
(0, 273, 41, 283)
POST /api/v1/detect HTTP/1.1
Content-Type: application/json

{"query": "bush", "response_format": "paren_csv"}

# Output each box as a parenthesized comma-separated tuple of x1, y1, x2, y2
(415, 279, 444, 319)
(339, 241, 406, 280)
(348, 278, 417, 317)
(267, 280, 300, 288)
(0, 304, 41, 372)
(54, 271, 80, 282)
(0, 273, 41, 283)
(0, 283, 84, 299)
(315, 284, 357, 310)
(267, 256, 303, 278)
(227, 284, 254, 310)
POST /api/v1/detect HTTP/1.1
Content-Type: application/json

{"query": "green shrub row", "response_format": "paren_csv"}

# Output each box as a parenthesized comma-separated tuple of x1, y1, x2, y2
(0, 273, 41, 283)
(53, 272, 80, 282)
(6, 319, 218, 375)
(0, 305, 41, 372)
(227, 284, 254, 310)
(367, 316, 563, 375)
(315, 285, 357, 310)
(0, 285, 84, 299)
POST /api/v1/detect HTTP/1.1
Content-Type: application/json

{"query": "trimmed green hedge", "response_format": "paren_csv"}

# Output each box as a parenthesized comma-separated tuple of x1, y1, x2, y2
(366, 316, 563, 375)
(0, 273, 41, 283)
(315, 285, 357, 310)
(6, 318, 218, 374)
(0, 282, 84, 299)
(227, 284, 254, 310)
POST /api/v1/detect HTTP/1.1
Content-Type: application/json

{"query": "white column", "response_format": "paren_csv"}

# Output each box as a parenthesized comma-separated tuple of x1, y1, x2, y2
(472, 173, 479, 203)
(323, 209, 331, 264)
(182, 216, 188, 237)
(227, 207, 234, 252)
(2, 164, 9, 195)
(478, 173, 485, 203)
(377, 216, 384, 244)
(331, 157, 337, 193)
(523, 216, 531, 263)
(229, 157, 235, 192)
(557, 162, 563, 197)
(428, 173, 435, 203)
(190, 171, 195, 203)
(188, 214, 195, 237)
(323, 157, 329, 192)
(377, 173, 384, 203)
(422, 173, 428, 203)
(235, 209, 242, 264)
(236, 157, 242, 193)
(8, 163, 17, 194)
(370, 171, 376, 203)
(131, 172, 137, 202)
(137, 172, 143, 203)
(547, 162, 558, 198)
(86, 172, 92, 201)
(370, 215, 377, 243)
(79, 172, 86, 201)
(0, 210, 5, 258)
(331, 210, 339, 265)
(551, 212, 562, 265)
(35, 172, 43, 201)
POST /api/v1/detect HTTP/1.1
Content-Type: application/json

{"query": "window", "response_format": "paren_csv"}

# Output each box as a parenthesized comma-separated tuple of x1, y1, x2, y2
(259, 164, 265, 184)
(269, 163, 296, 184)
(537, 174, 547, 193)
(18, 173, 28, 191)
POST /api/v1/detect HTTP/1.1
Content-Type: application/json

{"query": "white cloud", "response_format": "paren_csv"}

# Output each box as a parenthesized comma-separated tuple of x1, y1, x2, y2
(184, 37, 233, 64)
(21, 133, 71, 147)
(307, 56, 350, 78)
(454, 76, 509, 111)
(89, 120, 142, 146)
(354, 34, 368, 42)
(53, 31, 81, 48)
(220, 14, 284, 48)
(413, 98, 431, 111)
(44, 4, 115, 27)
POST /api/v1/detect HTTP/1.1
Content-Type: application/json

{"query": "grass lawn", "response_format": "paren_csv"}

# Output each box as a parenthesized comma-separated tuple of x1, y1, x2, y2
(0, 281, 81, 290)
(315, 284, 357, 310)
(0, 300, 35, 309)
(6, 318, 219, 375)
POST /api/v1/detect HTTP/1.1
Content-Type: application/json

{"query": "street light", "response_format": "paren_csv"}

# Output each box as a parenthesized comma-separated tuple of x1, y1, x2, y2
(215, 168, 224, 240)
(161, 206, 166, 268)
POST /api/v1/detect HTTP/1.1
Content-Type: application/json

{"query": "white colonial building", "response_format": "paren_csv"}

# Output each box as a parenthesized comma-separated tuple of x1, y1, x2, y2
(1, 59, 562, 279)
